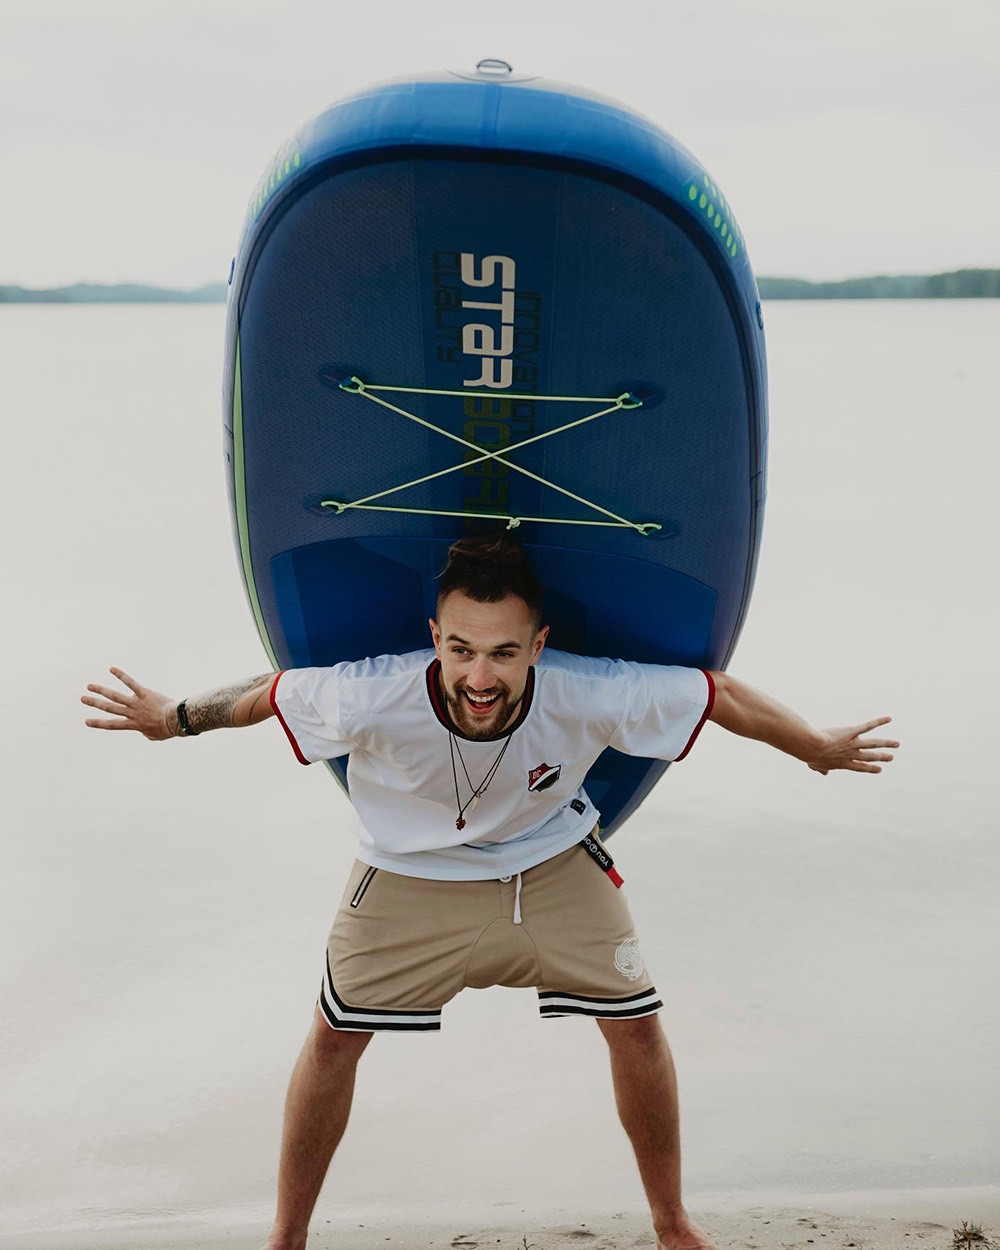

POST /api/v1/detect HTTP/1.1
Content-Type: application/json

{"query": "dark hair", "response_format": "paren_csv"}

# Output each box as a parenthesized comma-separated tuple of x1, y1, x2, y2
(437, 534, 544, 628)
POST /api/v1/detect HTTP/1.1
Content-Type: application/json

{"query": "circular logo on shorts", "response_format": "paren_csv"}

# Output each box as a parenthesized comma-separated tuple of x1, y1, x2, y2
(614, 938, 645, 982)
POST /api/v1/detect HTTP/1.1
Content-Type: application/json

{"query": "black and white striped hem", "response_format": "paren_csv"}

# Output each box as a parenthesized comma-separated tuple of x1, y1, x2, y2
(538, 986, 663, 1019)
(318, 957, 442, 1032)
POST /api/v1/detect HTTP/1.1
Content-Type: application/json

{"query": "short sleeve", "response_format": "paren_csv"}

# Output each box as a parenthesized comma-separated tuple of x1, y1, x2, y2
(270, 667, 357, 765)
(608, 664, 715, 761)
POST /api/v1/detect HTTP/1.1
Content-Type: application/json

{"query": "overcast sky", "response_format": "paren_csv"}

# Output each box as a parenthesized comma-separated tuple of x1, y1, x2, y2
(2, 0, 997, 287)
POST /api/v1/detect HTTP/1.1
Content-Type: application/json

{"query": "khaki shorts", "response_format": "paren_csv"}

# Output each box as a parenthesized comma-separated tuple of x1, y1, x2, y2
(318, 833, 661, 1032)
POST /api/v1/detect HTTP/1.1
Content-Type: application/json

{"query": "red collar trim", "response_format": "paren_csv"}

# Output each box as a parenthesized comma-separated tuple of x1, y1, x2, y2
(425, 659, 535, 742)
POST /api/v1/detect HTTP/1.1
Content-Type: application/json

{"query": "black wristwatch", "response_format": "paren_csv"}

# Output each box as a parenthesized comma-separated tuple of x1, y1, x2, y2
(175, 700, 200, 737)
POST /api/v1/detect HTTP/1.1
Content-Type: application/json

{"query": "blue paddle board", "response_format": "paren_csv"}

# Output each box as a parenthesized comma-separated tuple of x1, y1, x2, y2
(222, 61, 768, 835)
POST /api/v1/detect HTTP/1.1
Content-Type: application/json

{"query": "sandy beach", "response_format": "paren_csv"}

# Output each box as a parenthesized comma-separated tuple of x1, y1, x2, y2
(3, 1190, 998, 1250)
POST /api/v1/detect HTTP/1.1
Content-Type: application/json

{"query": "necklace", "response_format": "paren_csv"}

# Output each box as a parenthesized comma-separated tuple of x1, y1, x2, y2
(449, 731, 514, 831)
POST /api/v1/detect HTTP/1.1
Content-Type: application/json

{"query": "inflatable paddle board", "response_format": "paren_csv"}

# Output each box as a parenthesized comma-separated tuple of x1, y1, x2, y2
(223, 60, 768, 835)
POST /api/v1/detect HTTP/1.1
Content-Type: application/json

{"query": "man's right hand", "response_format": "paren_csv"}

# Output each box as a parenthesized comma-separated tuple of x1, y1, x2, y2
(82, 668, 276, 738)
(82, 667, 179, 739)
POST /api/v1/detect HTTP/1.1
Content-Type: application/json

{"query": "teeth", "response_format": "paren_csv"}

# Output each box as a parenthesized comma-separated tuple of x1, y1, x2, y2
(467, 693, 497, 705)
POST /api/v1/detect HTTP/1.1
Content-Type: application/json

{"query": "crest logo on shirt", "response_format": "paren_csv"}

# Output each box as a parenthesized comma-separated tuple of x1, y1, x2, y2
(527, 762, 562, 792)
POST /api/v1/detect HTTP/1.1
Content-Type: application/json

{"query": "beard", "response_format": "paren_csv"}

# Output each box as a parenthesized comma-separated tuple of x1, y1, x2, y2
(444, 680, 524, 740)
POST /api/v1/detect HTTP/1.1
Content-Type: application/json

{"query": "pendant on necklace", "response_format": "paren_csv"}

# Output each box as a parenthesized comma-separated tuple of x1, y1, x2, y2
(450, 728, 512, 836)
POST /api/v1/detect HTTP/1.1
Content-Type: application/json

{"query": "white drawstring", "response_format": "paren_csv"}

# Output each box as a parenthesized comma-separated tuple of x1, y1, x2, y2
(513, 872, 523, 925)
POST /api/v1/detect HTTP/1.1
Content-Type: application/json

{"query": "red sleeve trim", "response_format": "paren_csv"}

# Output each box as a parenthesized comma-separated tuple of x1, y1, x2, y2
(674, 669, 716, 762)
(269, 671, 310, 766)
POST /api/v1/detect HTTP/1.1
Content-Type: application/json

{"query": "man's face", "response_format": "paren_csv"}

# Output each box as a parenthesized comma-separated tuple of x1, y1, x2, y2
(429, 591, 548, 740)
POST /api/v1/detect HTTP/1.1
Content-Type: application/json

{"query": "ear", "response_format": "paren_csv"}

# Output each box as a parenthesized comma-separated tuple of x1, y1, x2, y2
(530, 624, 550, 664)
(428, 617, 442, 653)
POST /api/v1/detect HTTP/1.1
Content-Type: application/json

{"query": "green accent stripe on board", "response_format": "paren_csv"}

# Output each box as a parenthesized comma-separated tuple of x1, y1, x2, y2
(232, 335, 279, 670)
(233, 339, 349, 798)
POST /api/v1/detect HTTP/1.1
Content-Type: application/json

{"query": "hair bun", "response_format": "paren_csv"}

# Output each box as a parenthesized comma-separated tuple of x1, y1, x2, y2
(448, 534, 522, 565)
(437, 533, 543, 626)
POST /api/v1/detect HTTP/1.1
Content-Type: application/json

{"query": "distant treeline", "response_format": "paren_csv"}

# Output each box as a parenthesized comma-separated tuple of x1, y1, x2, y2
(2, 270, 998, 303)
(0, 282, 228, 303)
(757, 269, 1000, 299)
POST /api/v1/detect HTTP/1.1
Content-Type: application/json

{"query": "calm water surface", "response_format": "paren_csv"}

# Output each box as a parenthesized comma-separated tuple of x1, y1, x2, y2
(0, 302, 997, 1233)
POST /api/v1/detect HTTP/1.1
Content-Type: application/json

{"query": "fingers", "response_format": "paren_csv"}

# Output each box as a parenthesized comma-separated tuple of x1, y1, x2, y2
(811, 752, 896, 775)
(110, 666, 144, 696)
(81, 694, 132, 716)
(826, 723, 900, 757)
(838, 749, 895, 772)
(84, 717, 137, 731)
(82, 690, 130, 710)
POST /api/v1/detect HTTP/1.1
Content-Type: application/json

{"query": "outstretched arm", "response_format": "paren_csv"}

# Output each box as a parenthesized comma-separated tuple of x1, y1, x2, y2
(707, 670, 898, 775)
(82, 666, 275, 740)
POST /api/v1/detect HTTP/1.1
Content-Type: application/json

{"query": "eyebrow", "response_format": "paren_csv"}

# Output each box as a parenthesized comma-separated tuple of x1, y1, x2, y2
(445, 634, 522, 650)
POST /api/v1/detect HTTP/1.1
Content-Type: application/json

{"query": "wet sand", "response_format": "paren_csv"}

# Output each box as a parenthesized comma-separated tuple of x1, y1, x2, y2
(3, 1188, 997, 1250)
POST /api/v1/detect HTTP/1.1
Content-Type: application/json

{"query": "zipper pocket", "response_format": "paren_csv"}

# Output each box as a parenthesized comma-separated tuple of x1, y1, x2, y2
(350, 866, 379, 909)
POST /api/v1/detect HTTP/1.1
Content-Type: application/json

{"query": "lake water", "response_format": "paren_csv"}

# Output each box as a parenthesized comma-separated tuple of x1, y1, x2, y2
(0, 301, 997, 1236)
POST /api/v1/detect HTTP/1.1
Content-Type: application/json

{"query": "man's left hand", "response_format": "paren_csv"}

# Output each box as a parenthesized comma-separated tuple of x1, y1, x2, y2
(807, 717, 899, 775)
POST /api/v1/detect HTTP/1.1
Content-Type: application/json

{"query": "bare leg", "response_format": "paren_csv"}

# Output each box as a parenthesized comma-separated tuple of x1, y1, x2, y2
(597, 1015, 717, 1250)
(264, 1008, 373, 1250)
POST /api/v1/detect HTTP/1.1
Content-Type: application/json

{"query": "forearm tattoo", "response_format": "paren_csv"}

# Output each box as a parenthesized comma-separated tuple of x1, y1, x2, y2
(185, 674, 273, 733)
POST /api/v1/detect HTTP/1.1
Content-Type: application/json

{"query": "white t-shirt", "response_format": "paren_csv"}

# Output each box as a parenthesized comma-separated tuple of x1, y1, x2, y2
(270, 648, 714, 880)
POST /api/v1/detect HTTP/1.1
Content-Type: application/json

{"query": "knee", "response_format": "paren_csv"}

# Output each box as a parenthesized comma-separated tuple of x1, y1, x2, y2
(309, 1007, 373, 1064)
(597, 1012, 664, 1053)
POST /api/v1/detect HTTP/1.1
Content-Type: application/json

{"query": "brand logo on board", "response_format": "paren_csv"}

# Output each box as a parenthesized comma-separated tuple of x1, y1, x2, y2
(429, 249, 542, 517)
(459, 253, 516, 390)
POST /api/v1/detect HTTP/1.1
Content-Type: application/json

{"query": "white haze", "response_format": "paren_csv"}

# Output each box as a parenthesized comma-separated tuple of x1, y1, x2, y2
(1, 0, 998, 288)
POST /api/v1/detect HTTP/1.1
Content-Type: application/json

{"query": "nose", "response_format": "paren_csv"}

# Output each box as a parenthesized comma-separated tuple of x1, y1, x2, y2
(468, 656, 496, 692)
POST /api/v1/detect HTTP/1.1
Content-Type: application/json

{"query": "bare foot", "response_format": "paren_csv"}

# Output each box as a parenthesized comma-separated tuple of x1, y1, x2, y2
(656, 1219, 719, 1250)
(260, 1231, 307, 1250)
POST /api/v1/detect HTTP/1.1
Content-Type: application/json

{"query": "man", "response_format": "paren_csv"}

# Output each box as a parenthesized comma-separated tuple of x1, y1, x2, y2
(82, 535, 897, 1250)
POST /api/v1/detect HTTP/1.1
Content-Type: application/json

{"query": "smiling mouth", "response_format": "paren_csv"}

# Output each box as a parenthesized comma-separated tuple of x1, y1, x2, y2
(462, 690, 502, 715)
